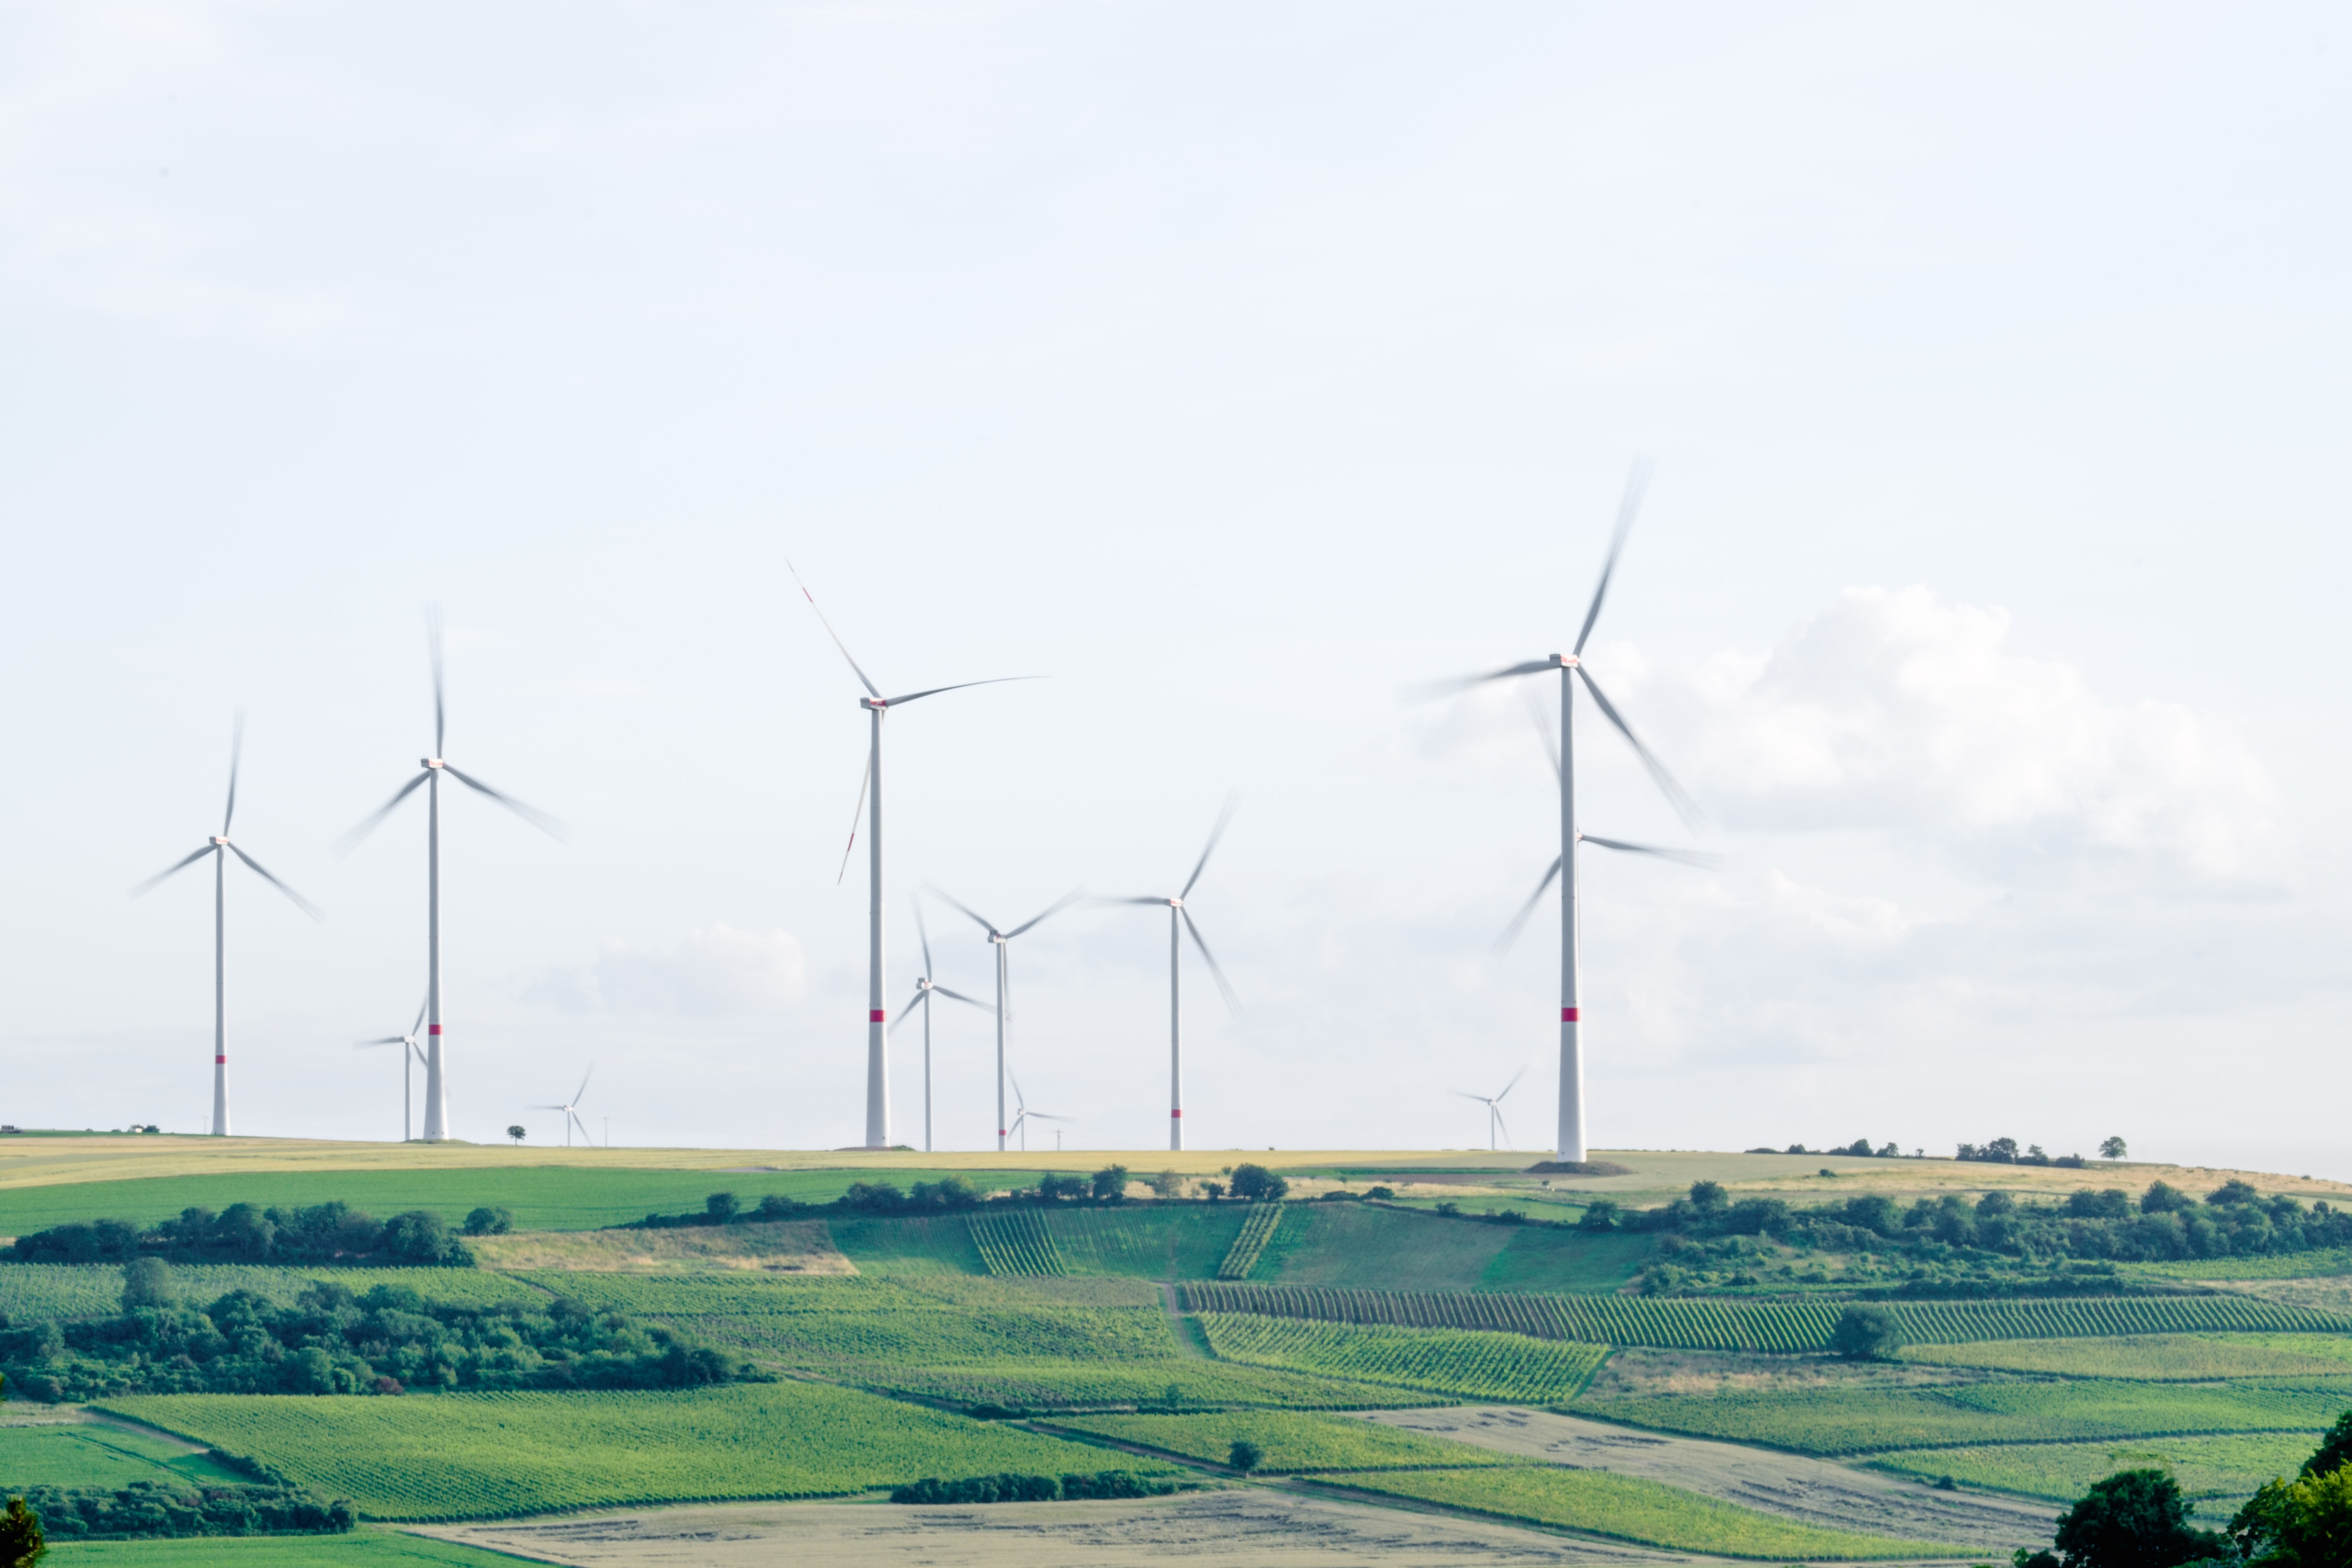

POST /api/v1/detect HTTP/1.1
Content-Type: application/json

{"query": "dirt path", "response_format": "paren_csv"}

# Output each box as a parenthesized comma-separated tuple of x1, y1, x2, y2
(1356, 1407, 2054, 1555)
(1161, 1281, 1209, 1357)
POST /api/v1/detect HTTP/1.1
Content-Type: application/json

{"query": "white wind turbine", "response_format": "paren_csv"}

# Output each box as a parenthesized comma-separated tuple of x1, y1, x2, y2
(1436, 460, 1712, 1164)
(538, 1065, 596, 1148)
(1007, 1072, 1070, 1154)
(889, 901, 990, 1154)
(790, 564, 1026, 1151)
(356, 998, 428, 1142)
(1452, 1066, 1527, 1152)
(133, 713, 323, 1136)
(338, 611, 564, 1143)
(1104, 796, 1240, 1151)
(929, 885, 1084, 1152)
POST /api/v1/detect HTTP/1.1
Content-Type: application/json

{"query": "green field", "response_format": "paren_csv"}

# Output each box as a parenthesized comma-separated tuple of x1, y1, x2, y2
(1867, 1431, 2324, 1503)
(100, 1383, 1159, 1520)
(46, 1531, 523, 1567)
(1576, 1378, 2352, 1454)
(970, 1210, 1063, 1275)
(1901, 1333, 2352, 1381)
(0, 1418, 247, 1488)
(0, 1264, 538, 1322)
(1331, 1465, 1947, 1558)
(849, 1358, 1434, 1412)
(1050, 1410, 1518, 1472)
(1199, 1314, 1611, 1402)
(1044, 1207, 1247, 1279)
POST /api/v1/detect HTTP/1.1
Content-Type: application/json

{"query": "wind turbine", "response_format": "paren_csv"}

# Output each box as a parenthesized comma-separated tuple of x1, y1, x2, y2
(1007, 1072, 1070, 1154)
(1452, 1066, 1527, 1151)
(889, 901, 989, 1154)
(789, 564, 1026, 1151)
(1436, 460, 1711, 1164)
(1105, 796, 1240, 1151)
(356, 998, 428, 1142)
(338, 610, 564, 1143)
(133, 713, 322, 1137)
(538, 1065, 596, 1148)
(929, 885, 1084, 1152)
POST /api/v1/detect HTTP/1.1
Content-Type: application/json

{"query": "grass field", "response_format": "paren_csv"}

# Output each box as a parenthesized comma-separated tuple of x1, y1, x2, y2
(1044, 1207, 1245, 1279)
(1048, 1410, 1519, 1472)
(467, 1218, 853, 1273)
(1576, 1378, 2352, 1454)
(847, 1358, 1436, 1412)
(100, 1383, 1160, 1520)
(1198, 1314, 1611, 1403)
(2129, 1249, 2352, 1282)
(1329, 1465, 1948, 1558)
(0, 1264, 539, 1321)
(1901, 1333, 2352, 1381)
(1867, 1431, 2324, 1502)
(46, 1531, 524, 1568)
(0, 1418, 246, 1488)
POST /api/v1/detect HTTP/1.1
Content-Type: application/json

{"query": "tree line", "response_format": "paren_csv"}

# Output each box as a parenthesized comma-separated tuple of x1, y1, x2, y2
(7, 1201, 480, 1267)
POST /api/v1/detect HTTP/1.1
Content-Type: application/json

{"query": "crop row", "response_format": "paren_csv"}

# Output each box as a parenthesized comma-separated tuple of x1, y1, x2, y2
(1865, 1431, 2329, 1501)
(1199, 1313, 1610, 1403)
(675, 1304, 1183, 1365)
(970, 1211, 1065, 1277)
(1046, 1410, 1521, 1473)
(1177, 1282, 2352, 1351)
(849, 1357, 1441, 1412)
(1900, 1332, 2352, 1383)
(1216, 1204, 1283, 1280)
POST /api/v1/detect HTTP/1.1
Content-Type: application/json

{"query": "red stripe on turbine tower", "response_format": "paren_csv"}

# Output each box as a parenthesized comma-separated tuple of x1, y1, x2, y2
(429, 1025, 442, 1035)
(215, 1055, 226, 1064)
(869, 1009, 886, 1023)
(1561, 1007, 1580, 1022)
(1171, 1109, 1183, 1117)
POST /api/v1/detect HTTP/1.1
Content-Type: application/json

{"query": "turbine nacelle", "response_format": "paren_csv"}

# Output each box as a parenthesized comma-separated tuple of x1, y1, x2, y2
(421, 757, 445, 769)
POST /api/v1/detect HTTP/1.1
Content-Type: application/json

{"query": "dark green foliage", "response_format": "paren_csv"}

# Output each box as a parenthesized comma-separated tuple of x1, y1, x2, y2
(1688, 1181, 1727, 1210)
(8, 1202, 469, 1267)
(2046, 1469, 2226, 1568)
(0, 1279, 756, 1399)
(1037, 1173, 1088, 1202)
(1091, 1166, 1131, 1202)
(1228, 1166, 1288, 1202)
(705, 1192, 741, 1222)
(1228, 1439, 1263, 1472)
(1365, 1186, 1394, 1200)
(1578, 1200, 1622, 1232)
(119, 1257, 174, 1311)
(19, 1481, 351, 1540)
(890, 1471, 1179, 1504)
(0, 1496, 39, 1567)
(461, 1206, 513, 1236)
(1832, 1304, 1903, 1361)
(2229, 1463, 2352, 1567)
(2304, 1407, 2352, 1480)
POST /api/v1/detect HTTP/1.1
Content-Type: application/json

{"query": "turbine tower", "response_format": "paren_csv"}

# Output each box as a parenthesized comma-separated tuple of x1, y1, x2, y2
(1441, 461, 1708, 1163)
(789, 564, 1023, 1150)
(356, 998, 428, 1142)
(1007, 1072, 1070, 1154)
(889, 900, 989, 1154)
(133, 713, 322, 1136)
(1105, 796, 1240, 1151)
(1451, 1066, 1526, 1151)
(930, 886, 1082, 1152)
(339, 611, 563, 1143)
(537, 1065, 596, 1147)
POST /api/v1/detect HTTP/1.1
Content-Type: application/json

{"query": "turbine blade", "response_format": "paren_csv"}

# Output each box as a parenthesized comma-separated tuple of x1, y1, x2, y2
(784, 561, 882, 700)
(222, 709, 245, 836)
(879, 676, 1034, 708)
(441, 764, 569, 841)
(1449, 1090, 1490, 1103)
(572, 1110, 595, 1147)
(1408, 659, 1556, 703)
(573, 1063, 595, 1107)
(1095, 895, 1170, 906)
(356, 1037, 406, 1048)
(131, 844, 216, 897)
(412, 998, 429, 1035)
(228, 844, 325, 921)
(1009, 1071, 1026, 1113)
(1572, 457, 1653, 657)
(1581, 833, 1722, 870)
(1005, 887, 1086, 939)
(1494, 1107, 1513, 1149)
(1573, 666, 1704, 831)
(925, 884, 998, 936)
(1521, 681, 1562, 784)
(1496, 1064, 1528, 1101)
(427, 604, 447, 756)
(1495, 856, 1563, 955)
(335, 771, 430, 856)
(887, 991, 927, 1034)
(1179, 793, 1240, 900)
(1029, 1112, 1072, 1122)
(835, 755, 871, 886)
(934, 985, 990, 1010)
(1180, 908, 1240, 1013)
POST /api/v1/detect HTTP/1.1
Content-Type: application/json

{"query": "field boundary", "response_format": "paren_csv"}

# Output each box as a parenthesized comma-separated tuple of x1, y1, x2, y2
(1217, 1204, 1284, 1279)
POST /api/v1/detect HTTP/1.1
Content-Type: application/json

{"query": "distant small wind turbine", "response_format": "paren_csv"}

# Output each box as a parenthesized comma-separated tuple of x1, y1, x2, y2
(1007, 1072, 1070, 1154)
(538, 1065, 596, 1148)
(889, 900, 988, 1154)
(1452, 1066, 1527, 1151)
(356, 998, 428, 1142)
(133, 713, 323, 1137)
(930, 885, 1084, 1151)
(1104, 795, 1240, 1152)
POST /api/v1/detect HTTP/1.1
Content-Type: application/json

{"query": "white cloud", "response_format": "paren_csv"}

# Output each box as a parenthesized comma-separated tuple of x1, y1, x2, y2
(528, 924, 806, 1016)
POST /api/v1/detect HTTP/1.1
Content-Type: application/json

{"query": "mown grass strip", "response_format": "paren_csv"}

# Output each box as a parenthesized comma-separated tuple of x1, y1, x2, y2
(1198, 1314, 1609, 1403)
(846, 1357, 1440, 1412)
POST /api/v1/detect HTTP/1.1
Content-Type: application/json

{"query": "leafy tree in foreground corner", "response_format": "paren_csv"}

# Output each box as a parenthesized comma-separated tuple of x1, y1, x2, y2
(506, 1125, 525, 1145)
(1831, 1304, 1902, 1362)
(2302, 1407, 2352, 1481)
(0, 1495, 41, 1568)
(2100, 1136, 2128, 1160)
(1228, 1439, 1262, 1473)
(2228, 1462, 2352, 1567)
(2036, 1469, 2225, 1568)
(1228, 1164, 1287, 1202)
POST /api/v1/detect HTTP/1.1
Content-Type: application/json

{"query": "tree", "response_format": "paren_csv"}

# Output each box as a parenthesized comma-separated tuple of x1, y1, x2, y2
(1091, 1166, 1131, 1202)
(1228, 1439, 1263, 1473)
(2230, 1464, 2352, 1567)
(2049, 1469, 2226, 1568)
(1578, 1200, 1621, 1233)
(1832, 1304, 1902, 1361)
(2141, 1181, 2192, 1214)
(1037, 1172, 1088, 1202)
(1228, 1164, 1288, 1202)
(506, 1125, 525, 1145)
(463, 1206, 514, 1236)
(1688, 1181, 1727, 1210)
(2100, 1137, 2128, 1161)
(1148, 1170, 1186, 1200)
(119, 1257, 174, 1312)
(0, 1496, 42, 1568)
(1200, 1181, 1225, 1202)
(705, 1192, 741, 1223)
(2303, 1408, 2352, 1482)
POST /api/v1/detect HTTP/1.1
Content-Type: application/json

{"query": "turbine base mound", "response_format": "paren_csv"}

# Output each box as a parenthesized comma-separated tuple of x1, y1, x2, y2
(1523, 1159, 1632, 1177)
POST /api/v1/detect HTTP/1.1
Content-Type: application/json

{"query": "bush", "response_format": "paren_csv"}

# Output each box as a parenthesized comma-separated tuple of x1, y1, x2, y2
(1228, 1439, 1263, 1473)
(1830, 1304, 1902, 1361)
(1091, 1166, 1131, 1202)
(1366, 1186, 1395, 1201)
(1228, 1165, 1288, 1203)
(462, 1207, 513, 1236)
(21, 1481, 353, 1540)
(1037, 1173, 1088, 1203)
(1578, 1200, 1621, 1232)
(2047, 1469, 2224, 1568)
(890, 1472, 1177, 1505)
(11, 1202, 470, 1268)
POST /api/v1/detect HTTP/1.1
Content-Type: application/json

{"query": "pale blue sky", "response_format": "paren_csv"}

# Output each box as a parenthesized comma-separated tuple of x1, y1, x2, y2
(3, 3, 2346, 1174)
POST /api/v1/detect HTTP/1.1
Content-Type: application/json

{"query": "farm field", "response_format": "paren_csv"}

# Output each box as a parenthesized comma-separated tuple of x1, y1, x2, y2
(467, 1219, 852, 1273)
(1326, 1465, 1949, 1558)
(1900, 1332, 2352, 1381)
(1867, 1430, 2325, 1504)
(100, 1384, 1163, 1520)
(1198, 1314, 1611, 1402)
(1043, 1206, 1247, 1279)
(47, 1531, 524, 1567)
(848, 1358, 1434, 1412)
(1047, 1409, 1521, 1472)
(0, 1415, 246, 1488)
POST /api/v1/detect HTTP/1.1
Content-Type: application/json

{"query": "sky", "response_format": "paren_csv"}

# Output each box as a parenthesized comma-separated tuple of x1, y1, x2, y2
(3, 3, 2346, 1177)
